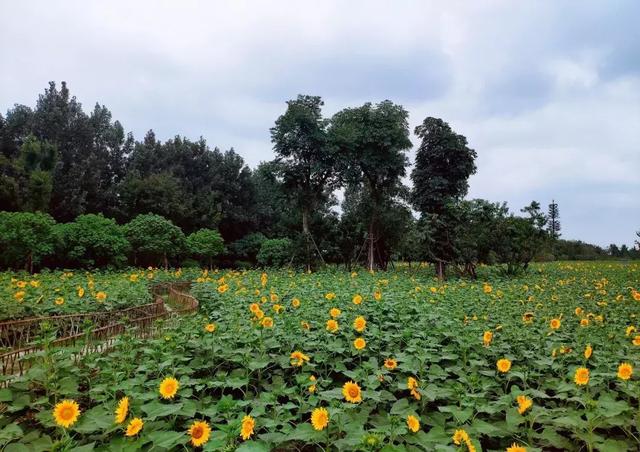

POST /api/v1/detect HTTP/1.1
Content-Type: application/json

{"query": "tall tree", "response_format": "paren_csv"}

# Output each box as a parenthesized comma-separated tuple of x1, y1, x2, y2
(547, 200, 561, 239)
(270, 95, 337, 269)
(410, 117, 477, 278)
(329, 100, 411, 270)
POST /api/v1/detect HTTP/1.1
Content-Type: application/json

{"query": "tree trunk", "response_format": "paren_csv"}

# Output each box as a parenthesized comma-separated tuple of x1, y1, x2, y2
(27, 251, 33, 274)
(367, 223, 375, 272)
(302, 207, 311, 272)
(436, 261, 445, 280)
(163, 253, 168, 270)
(209, 255, 213, 270)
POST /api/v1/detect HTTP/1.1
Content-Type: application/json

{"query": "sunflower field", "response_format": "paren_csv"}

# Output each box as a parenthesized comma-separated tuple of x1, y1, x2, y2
(1, 262, 639, 451)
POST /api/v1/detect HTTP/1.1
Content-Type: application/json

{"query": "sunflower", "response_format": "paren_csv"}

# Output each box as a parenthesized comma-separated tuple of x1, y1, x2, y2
(632, 290, 640, 301)
(292, 298, 301, 308)
(249, 303, 260, 313)
(506, 443, 527, 452)
(482, 331, 493, 347)
(584, 344, 593, 359)
(353, 316, 366, 332)
(633, 335, 640, 346)
(522, 312, 534, 324)
(406, 415, 420, 433)
(342, 381, 362, 403)
(260, 272, 267, 287)
(240, 415, 255, 440)
(516, 395, 532, 414)
(217, 284, 229, 294)
(53, 399, 80, 428)
(310, 407, 329, 431)
(325, 292, 336, 300)
(301, 321, 310, 330)
(483, 284, 492, 294)
(626, 325, 636, 336)
(270, 293, 278, 302)
(115, 396, 129, 424)
(550, 318, 561, 329)
(326, 319, 339, 333)
(272, 304, 283, 313)
(496, 358, 512, 373)
(188, 420, 211, 447)
(574, 367, 589, 385)
(329, 308, 341, 318)
(575, 307, 583, 316)
(77, 287, 85, 297)
(55, 297, 65, 306)
(125, 417, 143, 436)
(290, 350, 310, 366)
(373, 290, 382, 301)
(159, 377, 179, 399)
(96, 291, 107, 301)
(205, 323, 216, 333)
(14, 291, 25, 301)
(407, 376, 421, 400)
(580, 318, 589, 327)
(452, 429, 469, 445)
(384, 358, 397, 370)
(353, 337, 366, 350)
(261, 317, 274, 328)
(254, 309, 264, 320)
(617, 362, 633, 380)
(352, 294, 362, 305)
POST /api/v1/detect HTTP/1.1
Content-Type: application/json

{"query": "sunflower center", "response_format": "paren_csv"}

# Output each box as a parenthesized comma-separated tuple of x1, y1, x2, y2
(349, 387, 358, 397)
(61, 407, 73, 420)
(192, 426, 203, 438)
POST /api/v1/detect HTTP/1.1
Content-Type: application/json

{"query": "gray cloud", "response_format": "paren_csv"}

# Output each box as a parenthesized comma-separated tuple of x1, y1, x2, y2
(0, 0, 638, 247)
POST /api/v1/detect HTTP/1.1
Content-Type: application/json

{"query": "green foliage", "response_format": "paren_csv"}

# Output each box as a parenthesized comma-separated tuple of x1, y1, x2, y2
(0, 211, 55, 272)
(1, 263, 639, 450)
(54, 214, 130, 268)
(257, 238, 292, 267)
(187, 228, 224, 267)
(411, 117, 477, 214)
(232, 233, 267, 263)
(124, 214, 186, 268)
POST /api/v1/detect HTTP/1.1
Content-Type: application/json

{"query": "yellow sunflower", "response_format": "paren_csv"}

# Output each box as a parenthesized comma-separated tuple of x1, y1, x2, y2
(261, 317, 274, 328)
(290, 351, 310, 367)
(506, 443, 527, 452)
(329, 307, 341, 318)
(550, 318, 561, 330)
(342, 381, 362, 403)
(353, 316, 367, 332)
(617, 362, 633, 380)
(584, 344, 593, 359)
(188, 420, 211, 447)
(353, 337, 366, 350)
(125, 417, 143, 436)
(115, 396, 129, 424)
(205, 323, 216, 333)
(516, 395, 532, 414)
(310, 407, 329, 431)
(496, 358, 512, 373)
(292, 298, 301, 308)
(384, 358, 397, 370)
(574, 367, 589, 385)
(326, 319, 339, 333)
(352, 294, 362, 305)
(406, 415, 420, 433)
(240, 415, 255, 440)
(482, 331, 493, 347)
(53, 399, 81, 428)
(159, 377, 179, 399)
(96, 291, 107, 301)
(633, 335, 640, 346)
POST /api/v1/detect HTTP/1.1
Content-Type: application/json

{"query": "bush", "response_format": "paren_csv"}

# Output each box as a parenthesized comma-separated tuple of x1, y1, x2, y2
(232, 233, 266, 263)
(54, 214, 129, 268)
(257, 238, 292, 267)
(186, 228, 224, 269)
(0, 211, 56, 272)
(123, 214, 185, 268)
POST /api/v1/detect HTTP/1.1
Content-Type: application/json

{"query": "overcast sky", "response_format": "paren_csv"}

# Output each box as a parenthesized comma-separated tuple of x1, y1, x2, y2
(1, 1, 638, 247)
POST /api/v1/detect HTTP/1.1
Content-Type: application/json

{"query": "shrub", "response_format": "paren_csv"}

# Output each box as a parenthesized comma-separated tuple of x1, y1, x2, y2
(187, 228, 224, 269)
(0, 211, 55, 272)
(123, 214, 185, 269)
(257, 238, 292, 267)
(54, 214, 129, 268)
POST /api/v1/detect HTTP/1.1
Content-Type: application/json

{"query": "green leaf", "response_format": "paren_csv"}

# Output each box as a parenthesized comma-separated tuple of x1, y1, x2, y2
(147, 431, 186, 449)
(141, 401, 184, 421)
(235, 441, 271, 452)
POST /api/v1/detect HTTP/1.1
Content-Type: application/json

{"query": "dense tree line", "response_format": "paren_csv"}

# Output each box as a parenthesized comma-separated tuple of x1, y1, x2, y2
(1, 83, 637, 275)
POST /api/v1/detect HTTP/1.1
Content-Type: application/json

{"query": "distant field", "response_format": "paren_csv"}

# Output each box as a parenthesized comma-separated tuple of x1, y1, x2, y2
(2, 262, 639, 451)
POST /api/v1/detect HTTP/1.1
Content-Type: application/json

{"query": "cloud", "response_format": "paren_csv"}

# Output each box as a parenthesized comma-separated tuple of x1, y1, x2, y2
(0, 0, 638, 246)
